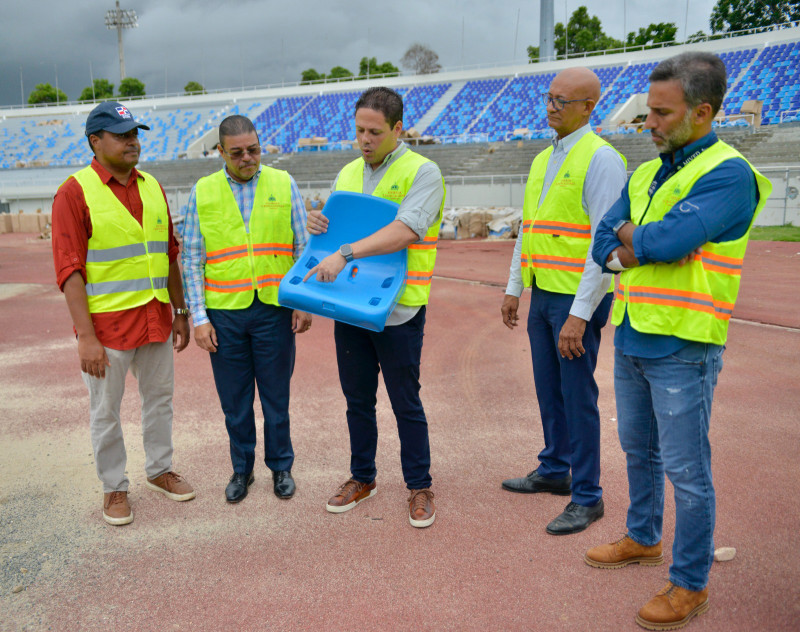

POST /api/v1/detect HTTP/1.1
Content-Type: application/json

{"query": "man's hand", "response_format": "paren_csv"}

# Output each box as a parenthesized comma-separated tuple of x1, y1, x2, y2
(194, 322, 218, 353)
(303, 252, 347, 283)
(558, 314, 587, 360)
(293, 310, 312, 334)
(501, 294, 520, 330)
(173, 315, 190, 352)
(677, 246, 703, 267)
(307, 210, 329, 236)
(78, 333, 110, 378)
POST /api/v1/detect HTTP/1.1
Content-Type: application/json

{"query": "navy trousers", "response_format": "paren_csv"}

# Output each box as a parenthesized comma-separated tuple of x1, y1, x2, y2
(207, 298, 295, 475)
(527, 284, 613, 506)
(333, 307, 431, 490)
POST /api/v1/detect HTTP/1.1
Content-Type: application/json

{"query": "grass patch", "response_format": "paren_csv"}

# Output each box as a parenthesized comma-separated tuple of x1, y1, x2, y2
(750, 225, 800, 241)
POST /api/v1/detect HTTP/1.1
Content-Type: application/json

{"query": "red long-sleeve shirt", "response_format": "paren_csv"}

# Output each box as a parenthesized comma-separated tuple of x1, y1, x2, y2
(52, 158, 179, 351)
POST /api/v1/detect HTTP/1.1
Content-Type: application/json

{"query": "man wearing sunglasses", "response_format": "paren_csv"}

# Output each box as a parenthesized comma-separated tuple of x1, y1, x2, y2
(181, 115, 311, 504)
(500, 68, 627, 535)
(52, 101, 195, 526)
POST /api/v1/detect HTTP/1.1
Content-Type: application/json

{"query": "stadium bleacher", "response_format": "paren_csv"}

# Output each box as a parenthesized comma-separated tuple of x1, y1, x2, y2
(2, 28, 799, 171)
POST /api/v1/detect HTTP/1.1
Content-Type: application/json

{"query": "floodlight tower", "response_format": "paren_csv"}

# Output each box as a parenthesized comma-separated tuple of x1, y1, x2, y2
(540, 0, 555, 62)
(105, 1, 138, 82)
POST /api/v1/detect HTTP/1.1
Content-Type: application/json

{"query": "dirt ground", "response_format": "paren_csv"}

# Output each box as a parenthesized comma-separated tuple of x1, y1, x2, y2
(1, 233, 798, 631)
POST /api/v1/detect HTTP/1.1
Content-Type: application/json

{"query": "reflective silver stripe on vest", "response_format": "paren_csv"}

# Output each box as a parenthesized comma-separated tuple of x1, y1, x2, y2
(86, 243, 147, 263)
(531, 257, 585, 269)
(626, 289, 732, 315)
(85, 276, 168, 296)
(86, 241, 168, 262)
(147, 241, 169, 254)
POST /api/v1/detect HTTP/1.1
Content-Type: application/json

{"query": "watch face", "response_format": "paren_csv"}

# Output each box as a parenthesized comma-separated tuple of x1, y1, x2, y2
(340, 244, 353, 260)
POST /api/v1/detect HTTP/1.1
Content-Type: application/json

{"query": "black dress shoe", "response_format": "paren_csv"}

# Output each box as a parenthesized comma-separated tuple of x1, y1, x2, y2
(501, 470, 572, 495)
(272, 470, 295, 499)
(225, 471, 254, 503)
(546, 499, 604, 535)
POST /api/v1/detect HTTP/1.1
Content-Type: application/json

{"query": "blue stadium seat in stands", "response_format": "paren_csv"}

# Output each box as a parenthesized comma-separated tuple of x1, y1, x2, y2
(278, 192, 407, 332)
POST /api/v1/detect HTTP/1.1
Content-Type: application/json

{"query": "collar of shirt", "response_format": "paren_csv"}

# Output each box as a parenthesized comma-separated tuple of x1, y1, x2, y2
(551, 123, 593, 158)
(91, 157, 141, 187)
(658, 131, 718, 170)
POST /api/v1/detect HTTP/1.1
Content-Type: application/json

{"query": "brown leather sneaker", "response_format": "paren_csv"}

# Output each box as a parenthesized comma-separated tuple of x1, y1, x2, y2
(103, 491, 133, 526)
(408, 488, 435, 528)
(635, 582, 709, 630)
(584, 535, 664, 569)
(326, 478, 376, 513)
(146, 471, 196, 501)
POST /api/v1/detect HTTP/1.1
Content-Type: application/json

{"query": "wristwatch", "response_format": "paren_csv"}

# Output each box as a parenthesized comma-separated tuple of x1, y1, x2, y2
(339, 243, 354, 263)
(612, 220, 629, 236)
(174, 307, 190, 317)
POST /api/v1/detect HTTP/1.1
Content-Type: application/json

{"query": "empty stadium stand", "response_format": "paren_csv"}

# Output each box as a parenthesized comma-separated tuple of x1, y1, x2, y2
(1, 26, 798, 184)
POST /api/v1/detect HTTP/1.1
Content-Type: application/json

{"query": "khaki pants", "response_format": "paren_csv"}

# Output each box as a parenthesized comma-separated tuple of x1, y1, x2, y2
(81, 336, 174, 492)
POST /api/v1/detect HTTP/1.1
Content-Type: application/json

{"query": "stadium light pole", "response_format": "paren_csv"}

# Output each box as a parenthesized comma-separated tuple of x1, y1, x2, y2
(540, 0, 555, 61)
(105, 1, 138, 83)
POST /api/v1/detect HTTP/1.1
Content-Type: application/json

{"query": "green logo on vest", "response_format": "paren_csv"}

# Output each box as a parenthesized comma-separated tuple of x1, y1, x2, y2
(390, 184, 400, 191)
(156, 217, 163, 224)
(673, 186, 681, 195)
(268, 195, 276, 202)
(564, 171, 570, 178)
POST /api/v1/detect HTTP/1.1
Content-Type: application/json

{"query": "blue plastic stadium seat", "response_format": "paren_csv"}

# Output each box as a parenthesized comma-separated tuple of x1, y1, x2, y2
(278, 191, 407, 332)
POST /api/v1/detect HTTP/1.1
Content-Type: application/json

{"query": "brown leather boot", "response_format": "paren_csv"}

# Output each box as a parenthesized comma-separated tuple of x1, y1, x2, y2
(584, 535, 664, 568)
(635, 582, 709, 630)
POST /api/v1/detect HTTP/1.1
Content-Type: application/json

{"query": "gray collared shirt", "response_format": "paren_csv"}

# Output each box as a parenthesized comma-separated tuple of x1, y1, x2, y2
(505, 124, 627, 320)
(332, 141, 444, 326)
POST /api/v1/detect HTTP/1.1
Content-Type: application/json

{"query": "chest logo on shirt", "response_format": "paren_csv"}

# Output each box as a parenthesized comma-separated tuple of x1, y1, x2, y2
(385, 183, 405, 202)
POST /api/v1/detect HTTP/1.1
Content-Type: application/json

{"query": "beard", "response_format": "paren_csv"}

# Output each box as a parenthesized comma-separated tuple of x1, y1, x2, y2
(652, 109, 694, 154)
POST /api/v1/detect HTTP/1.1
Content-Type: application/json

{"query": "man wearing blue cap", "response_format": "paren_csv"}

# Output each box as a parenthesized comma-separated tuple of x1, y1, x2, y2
(51, 101, 196, 526)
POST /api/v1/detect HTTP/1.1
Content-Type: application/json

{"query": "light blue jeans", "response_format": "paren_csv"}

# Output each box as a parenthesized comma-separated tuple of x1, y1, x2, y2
(614, 342, 724, 591)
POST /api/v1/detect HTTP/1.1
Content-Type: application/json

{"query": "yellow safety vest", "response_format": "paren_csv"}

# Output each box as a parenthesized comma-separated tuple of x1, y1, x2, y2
(196, 167, 294, 309)
(334, 149, 444, 306)
(521, 131, 625, 294)
(611, 140, 772, 345)
(72, 166, 170, 314)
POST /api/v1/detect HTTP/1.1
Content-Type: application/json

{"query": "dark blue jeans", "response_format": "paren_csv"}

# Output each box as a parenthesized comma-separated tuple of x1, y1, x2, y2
(334, 307, 431, 490)
(207, 299, 295, 475)
(527, 285, 613, 506)
(615, 342, 724, 591)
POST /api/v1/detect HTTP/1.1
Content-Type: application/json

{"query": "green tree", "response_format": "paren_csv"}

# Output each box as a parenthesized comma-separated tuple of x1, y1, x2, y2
(78, 79, 114, 102)
(300, 68, 325, 84)
(328, 66, 354, 80)
(686, 30, 708, 43)
(184, 81, 205, 95)
(527, 6, 622, 61)
(118, 77, 146, 97)
(710, 0, 800, 33)
(401, 43, 442, 74)
(626, 22, 678, 48)
(358, 57, 399, 78)
(28, 83, 68, 105)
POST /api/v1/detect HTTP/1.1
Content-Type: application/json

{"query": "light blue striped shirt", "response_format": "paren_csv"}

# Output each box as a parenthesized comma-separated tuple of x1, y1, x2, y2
(181, 165, 308, 326)
(506, 124, 627, 320)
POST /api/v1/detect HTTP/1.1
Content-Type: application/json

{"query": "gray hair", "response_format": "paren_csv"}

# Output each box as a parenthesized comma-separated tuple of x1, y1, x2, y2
(649, 52, 727, 115)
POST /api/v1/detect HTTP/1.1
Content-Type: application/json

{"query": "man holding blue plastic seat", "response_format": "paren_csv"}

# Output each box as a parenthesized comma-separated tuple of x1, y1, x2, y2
(181, 115, 311, 504)
(305, 87, 445, 528)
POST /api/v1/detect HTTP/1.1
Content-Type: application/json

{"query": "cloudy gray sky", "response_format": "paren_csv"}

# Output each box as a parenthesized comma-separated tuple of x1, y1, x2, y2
(0, 0, 720, 107)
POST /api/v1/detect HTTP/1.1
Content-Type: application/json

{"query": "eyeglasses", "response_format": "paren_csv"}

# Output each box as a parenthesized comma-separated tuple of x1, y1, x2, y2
(541, 94, 590, 111)
(222, 145, 261, 160)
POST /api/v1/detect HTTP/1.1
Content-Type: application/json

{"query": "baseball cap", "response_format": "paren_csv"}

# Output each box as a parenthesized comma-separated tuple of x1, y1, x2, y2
(85, 101, 150, 136)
